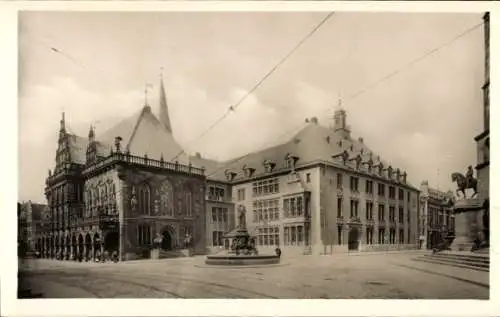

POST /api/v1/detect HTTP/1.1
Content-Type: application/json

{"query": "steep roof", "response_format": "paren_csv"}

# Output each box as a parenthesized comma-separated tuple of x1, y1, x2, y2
(210, 119, 410, 187)
(66, 134, 111, 165)
(99, 105, 190, 165)
(188, 154, 226, 181)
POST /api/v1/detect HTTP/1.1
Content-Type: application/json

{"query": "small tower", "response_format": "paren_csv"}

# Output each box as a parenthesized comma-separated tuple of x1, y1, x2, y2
(333, 97, 351, 139)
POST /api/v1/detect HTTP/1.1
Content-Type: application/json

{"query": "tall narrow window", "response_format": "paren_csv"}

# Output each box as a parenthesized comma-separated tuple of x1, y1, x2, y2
(185, 191, 192, 216)
(337, 197, 343, 218)
(337, 173, 343, 189)
(337, 226, 343, 245)
(139, 185, 151, 215)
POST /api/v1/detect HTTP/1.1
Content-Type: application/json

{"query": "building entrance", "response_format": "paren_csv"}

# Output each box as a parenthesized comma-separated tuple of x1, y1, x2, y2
(348, 227, 360, 251)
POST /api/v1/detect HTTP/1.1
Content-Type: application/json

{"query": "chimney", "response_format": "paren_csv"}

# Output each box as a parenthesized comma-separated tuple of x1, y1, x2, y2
(358, 137, 364, 143)
(195, 152, 201, 158)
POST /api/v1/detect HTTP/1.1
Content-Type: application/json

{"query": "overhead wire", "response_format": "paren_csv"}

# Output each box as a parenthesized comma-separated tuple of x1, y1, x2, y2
(203, 20, 484, 180)
(169, 11, 336, 161)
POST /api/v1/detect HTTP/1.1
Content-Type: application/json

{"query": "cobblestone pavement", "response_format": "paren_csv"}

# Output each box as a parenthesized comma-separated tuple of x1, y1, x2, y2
(19, 252, 489, 299)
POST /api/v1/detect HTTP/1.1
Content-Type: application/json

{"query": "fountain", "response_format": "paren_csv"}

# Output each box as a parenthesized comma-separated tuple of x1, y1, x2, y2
(205, 205, 281, 266)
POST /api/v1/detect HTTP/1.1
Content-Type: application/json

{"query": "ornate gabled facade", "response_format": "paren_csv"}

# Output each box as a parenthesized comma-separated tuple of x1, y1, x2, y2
(39, 77, 207, 262)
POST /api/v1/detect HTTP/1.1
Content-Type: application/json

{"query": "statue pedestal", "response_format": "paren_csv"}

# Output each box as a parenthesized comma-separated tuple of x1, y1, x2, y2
(451, 199, 483, 252)
(150, 248, 160, 260)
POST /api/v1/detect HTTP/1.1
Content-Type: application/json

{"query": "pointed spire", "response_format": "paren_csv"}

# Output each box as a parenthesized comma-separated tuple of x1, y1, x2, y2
(60, 112, 66, 133)
(88, 125, 95, 141)
(159, 67, 172, 133)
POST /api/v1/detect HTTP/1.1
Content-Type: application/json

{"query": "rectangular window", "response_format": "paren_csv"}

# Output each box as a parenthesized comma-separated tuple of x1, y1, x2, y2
(337, 226, 342, 245)
(211, 207, 217, 222)
(306, 173, 311, 183)
(389, 206, 395, 221)
(398, 189, 404, 201)
(350, 177, 359, 192)
(337, 197, 343, 218)
(378, 229, 385, 244)
(378, 204, 385, 221)
(365, 202, 373, 220)
(284, 227, 289, 246)
(365, 180, 373, 194)
(237, 189, 246, 201)
(399, 229, 404, 244)
(350, 200, 359, 218)
(337, 173, 343, 189)
(399, 207, 404, 224)
(389, 186, 395, 199)
(378, 183, 385, 197)
(291, 226, 296, 245)
(298, 225, 303, 244)
(366, 227, 373, 244)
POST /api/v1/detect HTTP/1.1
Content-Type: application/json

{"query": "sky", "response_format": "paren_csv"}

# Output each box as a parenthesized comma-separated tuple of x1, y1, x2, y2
(18, 11, 485, 203)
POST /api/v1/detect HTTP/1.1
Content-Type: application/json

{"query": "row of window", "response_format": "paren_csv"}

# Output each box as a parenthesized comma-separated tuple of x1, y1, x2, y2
(339, 175, 411, 202)
(336, 227, 410, 245)
(337, 198, 411, 223)
(252, 199, 280, 222)
(252, 178, 279, 197)
(211, 207, 229, 223)
(208, 186, 226, 201)
(363, 228, 407, 245)
(283, 196, 305, 218)
(133, 185, 193, 217)
(256, 226, 280, 246)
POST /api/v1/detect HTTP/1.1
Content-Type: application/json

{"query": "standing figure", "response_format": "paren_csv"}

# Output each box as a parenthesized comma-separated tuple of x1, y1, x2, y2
(238, 205, 247, 229)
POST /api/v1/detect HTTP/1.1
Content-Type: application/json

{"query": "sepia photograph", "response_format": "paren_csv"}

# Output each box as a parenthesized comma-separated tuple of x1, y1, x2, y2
(14, 5, 491, 306)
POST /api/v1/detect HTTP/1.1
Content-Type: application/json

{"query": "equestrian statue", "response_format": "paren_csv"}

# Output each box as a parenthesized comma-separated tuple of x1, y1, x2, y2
(451, 166, 478, 199)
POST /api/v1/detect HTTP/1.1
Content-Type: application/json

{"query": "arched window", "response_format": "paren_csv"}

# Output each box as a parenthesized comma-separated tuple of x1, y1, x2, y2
(139, 185, 151, 215)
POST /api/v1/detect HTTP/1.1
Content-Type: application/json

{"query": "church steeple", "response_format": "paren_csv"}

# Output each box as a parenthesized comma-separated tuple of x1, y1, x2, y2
(159, 68, 172, 133)
(60, 112, 66, 133)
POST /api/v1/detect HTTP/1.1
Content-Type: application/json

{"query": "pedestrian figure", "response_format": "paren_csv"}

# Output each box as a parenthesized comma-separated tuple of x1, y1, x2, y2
(275, 247, 282, 258)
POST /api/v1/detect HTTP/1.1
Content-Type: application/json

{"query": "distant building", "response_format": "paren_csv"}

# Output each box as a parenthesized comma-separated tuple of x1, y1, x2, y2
(418, 181, 454, 250)
(18, 201, 47, 254)
(212, 109, 420, 256)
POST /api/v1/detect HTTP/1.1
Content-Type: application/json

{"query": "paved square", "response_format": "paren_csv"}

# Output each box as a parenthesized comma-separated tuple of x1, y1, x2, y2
(19, 253, 489, 299)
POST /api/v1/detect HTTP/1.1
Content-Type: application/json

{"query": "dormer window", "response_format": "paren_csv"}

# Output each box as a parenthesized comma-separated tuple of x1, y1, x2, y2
(378, 164, 384, 176)
(395, 169, 401, 182)
(263, 160, 276, 173)
(242, 165, 256, 178)
(285, 153, 299, 170)
(387, 166, 393, 179)
(224, 169, 237, 182)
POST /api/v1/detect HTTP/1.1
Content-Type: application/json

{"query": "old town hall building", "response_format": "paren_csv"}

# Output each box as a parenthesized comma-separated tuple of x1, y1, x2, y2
(36, 77, 420, 261)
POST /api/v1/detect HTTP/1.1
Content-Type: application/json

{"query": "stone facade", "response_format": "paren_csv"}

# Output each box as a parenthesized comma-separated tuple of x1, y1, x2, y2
(418, 181, 454, 250)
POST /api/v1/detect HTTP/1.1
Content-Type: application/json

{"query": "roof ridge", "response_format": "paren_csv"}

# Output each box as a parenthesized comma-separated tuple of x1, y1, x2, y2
(125, 106, 150, 151)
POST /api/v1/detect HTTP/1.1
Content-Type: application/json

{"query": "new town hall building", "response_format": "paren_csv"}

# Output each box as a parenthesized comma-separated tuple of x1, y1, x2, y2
(35, 78, 420, 261)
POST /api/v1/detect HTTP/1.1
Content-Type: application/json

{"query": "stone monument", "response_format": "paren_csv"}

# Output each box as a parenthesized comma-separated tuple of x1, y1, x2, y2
(450, 167, 488, 252)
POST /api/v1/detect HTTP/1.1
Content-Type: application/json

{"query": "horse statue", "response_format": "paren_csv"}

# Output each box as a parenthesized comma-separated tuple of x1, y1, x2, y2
(451, 168, 477, 199)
